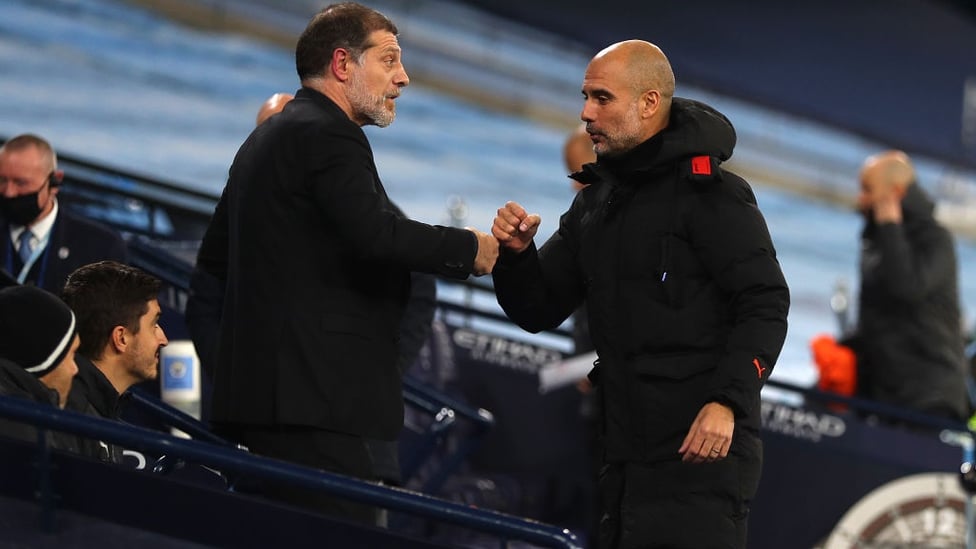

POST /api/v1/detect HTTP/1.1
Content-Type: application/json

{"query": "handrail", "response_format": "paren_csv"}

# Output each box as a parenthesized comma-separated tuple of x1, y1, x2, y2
(764, 377, 970, 433)
(0, 395, 582, 549)
(403, 375, 494, 429)
(122, 390, 232, 448)
(125, 236, 193, 290)
(0, 134, 220, 209)
(401, 375, 495, 494)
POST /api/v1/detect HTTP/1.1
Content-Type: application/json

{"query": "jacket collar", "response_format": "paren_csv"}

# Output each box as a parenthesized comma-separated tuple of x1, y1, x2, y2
(570, 97, 737, 186)
(73, 354, 121, 418)
(0, 357, 60, 407)
(296, 86, 353, 121)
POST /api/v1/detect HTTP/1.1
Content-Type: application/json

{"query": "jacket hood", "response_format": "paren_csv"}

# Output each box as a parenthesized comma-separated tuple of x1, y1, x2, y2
(663, 97, 736, 163)
(900, 182, 936, 221)
(585, 97, 736, 180)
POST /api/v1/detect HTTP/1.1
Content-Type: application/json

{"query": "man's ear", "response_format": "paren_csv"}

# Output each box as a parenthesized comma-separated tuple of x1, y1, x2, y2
(330, 48, 353, 82)
(641, 89, 662, 119)
(110, 325, 127, 353)
(47, 169, 64, 198)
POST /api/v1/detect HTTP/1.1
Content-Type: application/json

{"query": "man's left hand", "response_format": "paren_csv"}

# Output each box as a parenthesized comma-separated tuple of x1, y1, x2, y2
(873, 188, 903, 224)
(678, 401, 735, 463)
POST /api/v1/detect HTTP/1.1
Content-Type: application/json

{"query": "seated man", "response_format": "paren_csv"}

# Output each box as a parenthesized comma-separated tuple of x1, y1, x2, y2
(61, 260, 169, 463)
(0, 133, 128, 292)
(0, 284, 82, 451)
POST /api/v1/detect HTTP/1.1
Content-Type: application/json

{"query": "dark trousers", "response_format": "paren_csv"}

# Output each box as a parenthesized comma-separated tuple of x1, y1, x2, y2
(598, 434, 762, 549)
(216, 423, 382, 525)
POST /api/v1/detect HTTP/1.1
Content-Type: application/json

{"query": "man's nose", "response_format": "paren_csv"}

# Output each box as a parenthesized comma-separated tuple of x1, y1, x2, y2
(580, 102, 595, 123)
(0, 180, 17, 198)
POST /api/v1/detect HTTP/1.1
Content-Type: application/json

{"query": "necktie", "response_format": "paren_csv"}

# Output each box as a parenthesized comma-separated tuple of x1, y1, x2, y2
(18, 230, 34, 265)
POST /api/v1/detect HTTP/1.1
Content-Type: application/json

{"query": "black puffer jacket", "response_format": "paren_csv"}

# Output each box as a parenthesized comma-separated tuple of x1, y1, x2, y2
(851, 183, 969, 420)
(493, 98, 790, 462)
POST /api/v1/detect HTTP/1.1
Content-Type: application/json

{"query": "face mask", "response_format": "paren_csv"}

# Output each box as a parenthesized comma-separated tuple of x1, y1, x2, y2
(0, 190, 43, 226)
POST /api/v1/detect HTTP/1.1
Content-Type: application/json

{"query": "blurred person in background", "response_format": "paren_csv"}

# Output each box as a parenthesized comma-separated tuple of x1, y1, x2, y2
(492, 40, 789, 548)
(0, 134, 127, 292)
(186, 92, 297, 385)
(565, 123, 596, 194)
(62, 260, 168, 463)
(255, 92, 294, 126)
(195, 2, 496, 524)
(563, 123, 597, 356)
(842, 151, 970, 420)
(563, 122, 600, 547)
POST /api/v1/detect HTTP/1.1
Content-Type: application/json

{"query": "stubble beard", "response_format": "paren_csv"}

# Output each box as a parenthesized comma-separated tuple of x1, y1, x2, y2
(349, 73, 395, 128)
(592, 104, 645, 157)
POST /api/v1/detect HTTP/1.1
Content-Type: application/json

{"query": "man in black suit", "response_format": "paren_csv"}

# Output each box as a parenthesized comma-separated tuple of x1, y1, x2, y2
(196, 2, 498, 523)
(187, 91, 438, 493)
(0, 134, 128, 292)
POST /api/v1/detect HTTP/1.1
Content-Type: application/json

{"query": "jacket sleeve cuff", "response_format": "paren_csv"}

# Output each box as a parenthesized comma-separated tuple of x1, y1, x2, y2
(707, 351, 768, 418)
(496, 242, 538, 268)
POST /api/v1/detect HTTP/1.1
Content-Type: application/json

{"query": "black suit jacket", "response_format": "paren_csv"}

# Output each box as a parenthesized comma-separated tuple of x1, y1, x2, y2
(198, 87, 475, 440)
(1, 208, 128, 293)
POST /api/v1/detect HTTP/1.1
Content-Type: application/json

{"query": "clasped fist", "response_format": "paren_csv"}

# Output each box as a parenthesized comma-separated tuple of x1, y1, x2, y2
(492, 201, 541, 254)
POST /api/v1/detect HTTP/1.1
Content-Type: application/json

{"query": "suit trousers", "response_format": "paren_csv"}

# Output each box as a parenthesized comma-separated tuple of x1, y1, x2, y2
(216, 423, 384, 525)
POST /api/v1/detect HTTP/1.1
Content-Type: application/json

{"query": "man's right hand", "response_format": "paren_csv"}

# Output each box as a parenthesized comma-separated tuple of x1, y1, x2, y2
(492, 201, 541, 254)
(467, 228, 499, 275)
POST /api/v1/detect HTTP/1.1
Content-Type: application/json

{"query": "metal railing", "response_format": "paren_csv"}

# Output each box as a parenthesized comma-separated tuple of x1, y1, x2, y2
(764, 377, 970, 434)
(0, 394, 582, 549)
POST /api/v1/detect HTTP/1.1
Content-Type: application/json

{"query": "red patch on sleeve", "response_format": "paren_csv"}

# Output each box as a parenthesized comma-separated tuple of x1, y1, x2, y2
(691, 156, 712, 175)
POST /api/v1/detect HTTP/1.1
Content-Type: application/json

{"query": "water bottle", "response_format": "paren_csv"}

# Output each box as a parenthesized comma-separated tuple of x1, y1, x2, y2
(159, 340, 201, 438)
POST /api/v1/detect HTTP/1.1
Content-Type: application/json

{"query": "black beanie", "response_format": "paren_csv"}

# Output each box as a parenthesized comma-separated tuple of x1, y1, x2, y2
(0, 285, 77, 377)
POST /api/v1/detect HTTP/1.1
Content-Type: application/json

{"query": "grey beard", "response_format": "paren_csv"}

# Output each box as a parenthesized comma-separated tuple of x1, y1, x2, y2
(350, 83, 395, 127)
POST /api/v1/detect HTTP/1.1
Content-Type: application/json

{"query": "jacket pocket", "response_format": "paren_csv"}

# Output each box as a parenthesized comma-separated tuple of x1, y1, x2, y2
(631, 353, 718, 380)
(628, 353, 719, 458)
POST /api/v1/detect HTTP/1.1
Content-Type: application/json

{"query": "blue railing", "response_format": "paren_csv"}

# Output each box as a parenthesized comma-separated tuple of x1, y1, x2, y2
(764, 377, 970, 433)
(401, 374, 494, 494)
(0, 394, 582, 549)
(123, 389, 232, 447)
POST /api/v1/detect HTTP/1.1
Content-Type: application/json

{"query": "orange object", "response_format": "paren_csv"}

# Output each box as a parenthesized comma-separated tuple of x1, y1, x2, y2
(810, 334, 857, 397)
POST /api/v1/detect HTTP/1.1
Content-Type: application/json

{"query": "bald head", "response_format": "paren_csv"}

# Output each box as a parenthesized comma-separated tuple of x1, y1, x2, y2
(256, 93, 294, 126)
(581, 40, 675, 157)
(861, 151, 916, 189)
(857, 150, 916, 216)
(594, 40, 675, 103)
(564, 124, 595, 172)
(564, 124, 595, 192)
